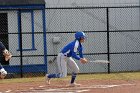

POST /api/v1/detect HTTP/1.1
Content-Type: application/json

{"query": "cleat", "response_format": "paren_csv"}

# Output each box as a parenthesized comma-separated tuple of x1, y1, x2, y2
(68, 83, 81, 87)
(45, 74, 51, 85)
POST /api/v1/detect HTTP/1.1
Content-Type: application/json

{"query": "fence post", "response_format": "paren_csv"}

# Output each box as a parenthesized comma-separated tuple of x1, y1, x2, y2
(42, 8, 48, 73)
(18, 9, 23, 78)
(106, 8, 110, 74)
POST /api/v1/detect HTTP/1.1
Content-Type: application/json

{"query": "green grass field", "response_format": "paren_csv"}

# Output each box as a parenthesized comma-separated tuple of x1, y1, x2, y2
(0, 72, 140, 84)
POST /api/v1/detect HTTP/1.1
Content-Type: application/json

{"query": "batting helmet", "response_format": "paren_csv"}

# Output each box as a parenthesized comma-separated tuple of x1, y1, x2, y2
(75, 31, 86, 40)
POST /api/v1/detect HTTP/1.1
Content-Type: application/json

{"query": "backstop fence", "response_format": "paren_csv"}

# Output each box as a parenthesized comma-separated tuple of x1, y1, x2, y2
(0, 6, 140, 78)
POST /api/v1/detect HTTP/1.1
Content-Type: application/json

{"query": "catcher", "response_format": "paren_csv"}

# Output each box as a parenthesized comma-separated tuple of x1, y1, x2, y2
(46, 31, 88, 87)
(0, 41, 12, 79)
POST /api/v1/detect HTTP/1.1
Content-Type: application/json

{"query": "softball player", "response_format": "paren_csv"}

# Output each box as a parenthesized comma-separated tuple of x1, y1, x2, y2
(0, 41, 12, 79)
(46, 31, 88, 87)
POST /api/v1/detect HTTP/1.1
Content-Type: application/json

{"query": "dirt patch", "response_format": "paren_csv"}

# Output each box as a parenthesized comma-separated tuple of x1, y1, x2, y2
(0, 79, 139, 93)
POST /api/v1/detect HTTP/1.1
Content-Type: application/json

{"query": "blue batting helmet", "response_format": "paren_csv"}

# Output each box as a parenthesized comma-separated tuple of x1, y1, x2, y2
(75, 31, 86, 40)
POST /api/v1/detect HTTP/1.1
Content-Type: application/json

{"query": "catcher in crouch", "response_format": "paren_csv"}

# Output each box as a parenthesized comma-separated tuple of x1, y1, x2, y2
(0, 41, 12, 79)
(46, 31, 88, 87)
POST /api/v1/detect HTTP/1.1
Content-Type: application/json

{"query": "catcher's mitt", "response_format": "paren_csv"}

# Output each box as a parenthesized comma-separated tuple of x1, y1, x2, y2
(3, 49, 12, 61)
(0, 68, 7, 79)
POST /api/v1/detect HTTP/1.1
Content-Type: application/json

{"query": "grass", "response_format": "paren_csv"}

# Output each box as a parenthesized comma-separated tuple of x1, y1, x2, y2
(0, 72, 140, 83)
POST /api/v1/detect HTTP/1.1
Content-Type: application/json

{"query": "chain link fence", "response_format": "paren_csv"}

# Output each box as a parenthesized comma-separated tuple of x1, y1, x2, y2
(46, 6, 140, 74)
(0, 6, 140, 78)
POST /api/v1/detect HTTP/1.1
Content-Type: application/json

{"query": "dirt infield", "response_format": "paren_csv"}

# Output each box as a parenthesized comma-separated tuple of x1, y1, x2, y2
(0, 79, 140, 93)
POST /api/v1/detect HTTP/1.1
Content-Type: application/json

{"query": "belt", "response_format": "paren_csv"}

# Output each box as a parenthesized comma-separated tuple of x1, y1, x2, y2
(64, 54, 67, 56)
(60, 53, 68, 57)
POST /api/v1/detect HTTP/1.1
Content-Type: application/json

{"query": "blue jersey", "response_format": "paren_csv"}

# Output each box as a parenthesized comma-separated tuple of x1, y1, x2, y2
(0, 42, 5, 52)
(61, 40, 83, 60)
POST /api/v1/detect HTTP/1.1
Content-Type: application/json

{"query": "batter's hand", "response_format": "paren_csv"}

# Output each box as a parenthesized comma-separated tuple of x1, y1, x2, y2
(80, 58, 88, 64)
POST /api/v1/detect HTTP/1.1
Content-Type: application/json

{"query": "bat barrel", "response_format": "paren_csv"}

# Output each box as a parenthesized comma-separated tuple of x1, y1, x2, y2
(89, 60, 110, 63)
